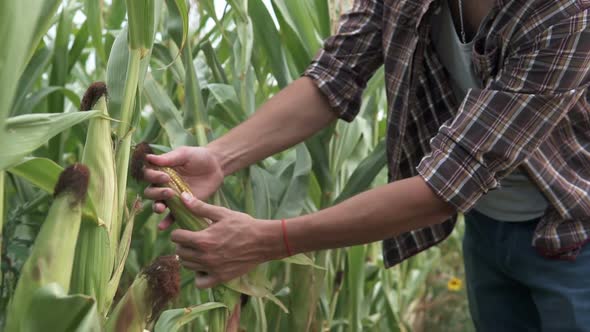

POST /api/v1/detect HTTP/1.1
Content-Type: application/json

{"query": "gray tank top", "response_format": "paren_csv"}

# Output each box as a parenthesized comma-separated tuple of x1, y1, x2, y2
(429, 0, 548, 221)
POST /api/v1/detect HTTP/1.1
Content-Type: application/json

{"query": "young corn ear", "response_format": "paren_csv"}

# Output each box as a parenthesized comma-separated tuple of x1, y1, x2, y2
(105, 255, 180, 332)
(131, 142, 210, 231)
(71, 82, 118, 316)
(5, 164, 90, 332)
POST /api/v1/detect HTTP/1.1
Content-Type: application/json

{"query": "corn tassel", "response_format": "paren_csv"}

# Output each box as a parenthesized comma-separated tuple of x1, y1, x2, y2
(5, 164, 89, 332)
(71, 82, 118, 316)
(105, 255, 180, 332)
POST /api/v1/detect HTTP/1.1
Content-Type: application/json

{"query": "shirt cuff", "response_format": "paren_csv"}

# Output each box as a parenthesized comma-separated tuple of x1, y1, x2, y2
(303, 52, 365, 122)
(416, 132, 498, 213)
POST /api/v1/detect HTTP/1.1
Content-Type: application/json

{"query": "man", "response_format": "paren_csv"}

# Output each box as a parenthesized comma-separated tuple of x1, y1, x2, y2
(143, 0, 590, 330)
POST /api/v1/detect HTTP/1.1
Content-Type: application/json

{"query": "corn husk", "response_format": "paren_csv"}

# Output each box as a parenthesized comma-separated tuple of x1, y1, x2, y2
(5, 164, 89, 332)
(71, 82, 118, 315)
(104, 255, 180, 332)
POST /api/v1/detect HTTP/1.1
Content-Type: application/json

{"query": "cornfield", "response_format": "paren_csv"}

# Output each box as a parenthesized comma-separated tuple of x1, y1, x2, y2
(0, 0, 472, 331)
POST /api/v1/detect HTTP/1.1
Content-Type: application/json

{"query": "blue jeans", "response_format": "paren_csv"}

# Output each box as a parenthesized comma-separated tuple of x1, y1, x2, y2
(463, 210, 590, 332)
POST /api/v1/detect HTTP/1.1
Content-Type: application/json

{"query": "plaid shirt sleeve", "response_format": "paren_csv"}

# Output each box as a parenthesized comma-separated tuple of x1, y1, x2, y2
(417, 11, 590, 213)
(303, 0, 384, 122)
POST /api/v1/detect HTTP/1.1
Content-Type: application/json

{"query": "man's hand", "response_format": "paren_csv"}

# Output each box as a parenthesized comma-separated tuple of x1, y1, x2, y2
(142, 146, 225, 230)
(171, 193, 282, 288)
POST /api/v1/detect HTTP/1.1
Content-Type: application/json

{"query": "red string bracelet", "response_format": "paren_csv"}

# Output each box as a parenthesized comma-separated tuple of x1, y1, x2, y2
(281, 219, 293, 257)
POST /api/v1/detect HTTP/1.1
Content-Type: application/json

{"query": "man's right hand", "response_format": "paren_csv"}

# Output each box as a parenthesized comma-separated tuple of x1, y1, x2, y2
(142, 146, 225, 230)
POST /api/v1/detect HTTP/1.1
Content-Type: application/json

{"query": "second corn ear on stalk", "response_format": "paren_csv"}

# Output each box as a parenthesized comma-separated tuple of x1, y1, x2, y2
(5, 164, 90, 332)
(71, 82, 118, 315)
(105, 255, 180, 332)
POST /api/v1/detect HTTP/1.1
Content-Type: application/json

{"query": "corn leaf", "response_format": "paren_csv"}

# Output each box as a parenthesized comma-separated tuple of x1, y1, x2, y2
(225, 278, 288, 313)
(201, 42, 228, 84)
(0, 0, 42, 130)
(47, 9, 74, 161)
(333, 139, 386, 204)
(166, 0, 189, 53)
(312, 0, 331, 38)
(271, 0, 322, 55)
(68, 21, 90, 74)
(105, 198, 139, 310)
(250, 166, 274, 220)
(152, 42, 185, 82)
(330, 119, 364, 177)
(23, 283, 101, 332)
(27, 0, 62, 64)
(248, 0, 291, 88)
(11, 46, 52, 116)
(7, 157, 102, 222)
(273, 144, 312, 219)
(8, 158, 63, 194)
(19, 87, 81, 116)
(269, 0, 313, 73)
(106, 27, 128, 122)
(154, 303, 227, 332)
(107, 0, 127, 29)
(207, 84, 246, 129)
(0, 111, 100, 170)
(85, 0, 106, 65)
(144, 76, 196, 148)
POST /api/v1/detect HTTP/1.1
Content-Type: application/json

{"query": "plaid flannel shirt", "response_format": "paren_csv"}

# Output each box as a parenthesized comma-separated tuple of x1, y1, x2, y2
(304, 0, 590, 267)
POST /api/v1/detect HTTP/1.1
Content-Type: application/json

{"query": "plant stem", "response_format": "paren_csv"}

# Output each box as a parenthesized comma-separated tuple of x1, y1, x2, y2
(182, 41, 209, 145)
(115, 48, 141, 227)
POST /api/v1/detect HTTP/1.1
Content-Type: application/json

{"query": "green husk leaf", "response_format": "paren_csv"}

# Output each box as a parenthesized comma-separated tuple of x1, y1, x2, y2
(154, 303, 227, 332)
(23, 283, 101, 332)
(0, 112, 100, 170)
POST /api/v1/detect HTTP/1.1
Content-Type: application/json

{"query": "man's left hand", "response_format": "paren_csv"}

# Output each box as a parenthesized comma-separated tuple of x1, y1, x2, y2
(171, 192, 280, 288)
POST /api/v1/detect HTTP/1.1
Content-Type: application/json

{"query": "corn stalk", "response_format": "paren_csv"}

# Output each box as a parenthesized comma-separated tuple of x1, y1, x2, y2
(114, 0, 155, 226)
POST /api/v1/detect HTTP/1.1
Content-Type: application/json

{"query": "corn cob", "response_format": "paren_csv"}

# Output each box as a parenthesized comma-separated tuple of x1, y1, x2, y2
(5, 164, 90, 332)
(105, 255, 180, 332)
(71, 82, 118, 316)
(131, 142, 210, 231)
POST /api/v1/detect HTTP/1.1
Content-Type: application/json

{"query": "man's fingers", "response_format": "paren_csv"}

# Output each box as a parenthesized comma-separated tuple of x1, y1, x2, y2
(171, 229, 197, 247)
(146, 147, 188, 167)
(143, 168, 170, 184)
(158, 213, 175, 230)
(181, 193, 227, 221)
(180, 260, 207, 272)
(195, 274, 219, 289)
(175, 244, 201, 262)
(144, 186, 175, 201)
(153, 201, 167, 214)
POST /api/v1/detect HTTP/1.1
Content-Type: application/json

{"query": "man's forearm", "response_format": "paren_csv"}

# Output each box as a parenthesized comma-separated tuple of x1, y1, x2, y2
(262, 176, 456, 257)
(207, 77, 337, 176)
